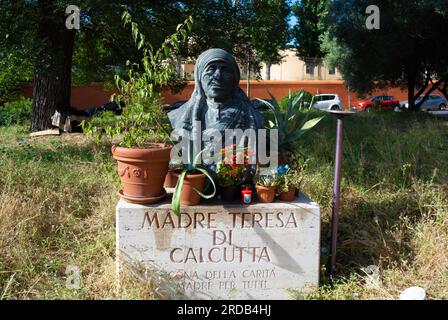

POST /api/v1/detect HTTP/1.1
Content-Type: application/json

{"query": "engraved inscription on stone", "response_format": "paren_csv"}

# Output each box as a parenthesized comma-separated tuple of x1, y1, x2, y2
(116, 194, 320, 300)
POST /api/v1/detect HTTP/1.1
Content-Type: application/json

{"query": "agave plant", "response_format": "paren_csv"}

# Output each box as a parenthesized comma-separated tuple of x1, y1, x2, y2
(258, 90, 324, 162)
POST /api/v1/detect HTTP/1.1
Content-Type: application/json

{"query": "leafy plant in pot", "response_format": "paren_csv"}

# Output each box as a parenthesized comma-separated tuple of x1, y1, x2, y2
(216, 144, 250, 201)
(82, 10, 193, 204)
(171, 141, 216, 215)
(254, 171, 280, 203)
(277, 164, 304, 202)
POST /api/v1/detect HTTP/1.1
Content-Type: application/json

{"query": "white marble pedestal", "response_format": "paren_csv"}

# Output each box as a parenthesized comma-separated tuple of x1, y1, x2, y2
(116, 192, 320, 299)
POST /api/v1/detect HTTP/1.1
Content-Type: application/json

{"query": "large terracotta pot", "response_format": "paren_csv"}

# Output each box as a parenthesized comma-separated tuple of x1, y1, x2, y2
(279, 188, 296, 202)
(255, 185, 276, 203)
(174, 172, 206, 206)
(112, 144, 172, 204)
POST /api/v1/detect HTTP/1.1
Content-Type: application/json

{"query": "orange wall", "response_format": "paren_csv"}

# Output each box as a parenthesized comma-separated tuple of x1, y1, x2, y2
(162, 80, 359, 107)
(21, 82, 112, 110)
(22, 80, 416, 111)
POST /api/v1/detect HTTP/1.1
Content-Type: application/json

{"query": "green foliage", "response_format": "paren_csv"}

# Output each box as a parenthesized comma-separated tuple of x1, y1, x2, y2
(326, 0, 448, 102)
(0, 76, 23, 106)
(216, 162, 243, 187)
(278, 166, 304, 193)
(82, 10, 193, 148)
(182, 1, 289, 76)
(251, 0, 290, 66)
(1, 110, 448, 299)
(259, 90, 324, 161)
(0, 97, 32, 126)
(253, 171, 280, 187)
(279, 90, 314, 111)
(0, 49, 34, 105)
(319, 31, 346, 72)
(292, 0, 329, 59)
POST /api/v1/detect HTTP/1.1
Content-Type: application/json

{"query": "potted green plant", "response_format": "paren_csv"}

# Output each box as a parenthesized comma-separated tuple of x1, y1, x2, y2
(171, 142, 216, 215)
(82, 10, 193, 204)
(277, 164, 303, 202)
(216, 144, 249, 201)
(260, 91, 324, 165)
(254, 171, 279, 203)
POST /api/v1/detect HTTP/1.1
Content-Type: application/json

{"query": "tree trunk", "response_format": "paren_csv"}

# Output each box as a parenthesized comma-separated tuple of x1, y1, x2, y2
(265, 62, 271, 80)
(31, 0, 76, 132)
(407, 66, 417, 111)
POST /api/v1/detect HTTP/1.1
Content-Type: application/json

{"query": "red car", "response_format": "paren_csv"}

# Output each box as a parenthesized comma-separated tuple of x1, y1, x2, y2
(352, 95, 400, 112)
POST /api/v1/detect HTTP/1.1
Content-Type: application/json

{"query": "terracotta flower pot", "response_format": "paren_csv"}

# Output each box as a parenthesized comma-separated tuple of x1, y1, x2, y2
(255, 185, 276, 203)
(112, 144, 172, 204)
(279, 188, 296, 202)
(164, 171, 178, 188)
(220, 185, 239, 202)
(174, 172, 206, 206)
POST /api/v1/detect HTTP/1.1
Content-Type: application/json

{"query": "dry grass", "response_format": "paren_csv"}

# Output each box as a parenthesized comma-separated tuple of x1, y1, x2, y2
(0, 110, 447, 300)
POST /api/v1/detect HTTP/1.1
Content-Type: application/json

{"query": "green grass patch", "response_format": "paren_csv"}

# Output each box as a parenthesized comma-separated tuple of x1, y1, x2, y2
(0, 111, 447, 299)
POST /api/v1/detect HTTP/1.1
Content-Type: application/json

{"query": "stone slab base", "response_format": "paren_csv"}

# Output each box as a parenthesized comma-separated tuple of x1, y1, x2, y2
(116, 192, 320, 299)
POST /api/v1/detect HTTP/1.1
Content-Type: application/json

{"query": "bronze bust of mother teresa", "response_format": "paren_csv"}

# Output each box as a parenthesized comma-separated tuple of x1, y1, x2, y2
(168, 48, 264, 138)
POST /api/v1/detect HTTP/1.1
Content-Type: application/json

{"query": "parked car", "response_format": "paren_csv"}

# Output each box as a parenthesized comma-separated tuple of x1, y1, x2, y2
(352, 95, 400, 112)
(312, 94, 343, 111)
(400, 94, 447, 111)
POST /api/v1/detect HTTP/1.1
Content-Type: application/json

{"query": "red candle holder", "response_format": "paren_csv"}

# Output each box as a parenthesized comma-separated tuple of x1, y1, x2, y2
(241, 187, 252, 204)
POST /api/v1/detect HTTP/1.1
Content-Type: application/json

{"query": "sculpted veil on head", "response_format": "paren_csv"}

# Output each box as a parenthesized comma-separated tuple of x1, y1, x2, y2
(167, 49, 264, 174)
(168, 48, 263, 134)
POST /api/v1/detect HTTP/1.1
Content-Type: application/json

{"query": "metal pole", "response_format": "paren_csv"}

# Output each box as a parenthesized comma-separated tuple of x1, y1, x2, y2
(327, 111, 354, 282)
(347, 83, 351, 111)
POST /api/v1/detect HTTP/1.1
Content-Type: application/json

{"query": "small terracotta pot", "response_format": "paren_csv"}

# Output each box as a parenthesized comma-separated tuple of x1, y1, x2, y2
(256, 185, 276, 203)
(174, 172, 206, 206)
(220, 185, 239, 201)
(112, 144, 172, 204)
(279, 188, 296, 202)
(164, 171, 178, 188)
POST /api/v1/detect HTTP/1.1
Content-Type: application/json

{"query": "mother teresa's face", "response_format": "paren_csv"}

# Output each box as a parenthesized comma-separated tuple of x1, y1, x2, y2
(201, 60, 235, 102)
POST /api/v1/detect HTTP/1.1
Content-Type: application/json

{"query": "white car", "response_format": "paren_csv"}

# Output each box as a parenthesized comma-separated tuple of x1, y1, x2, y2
(400, 94, 447, 111)
(312, 94, 343, 111)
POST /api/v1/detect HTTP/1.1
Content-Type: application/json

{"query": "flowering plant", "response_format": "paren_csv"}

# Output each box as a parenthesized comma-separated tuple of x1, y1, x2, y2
(216, 144, 250, 187)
